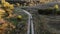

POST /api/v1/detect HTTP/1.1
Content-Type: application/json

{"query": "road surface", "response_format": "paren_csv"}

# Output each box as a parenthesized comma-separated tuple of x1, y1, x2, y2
(23, 10, 34, 34)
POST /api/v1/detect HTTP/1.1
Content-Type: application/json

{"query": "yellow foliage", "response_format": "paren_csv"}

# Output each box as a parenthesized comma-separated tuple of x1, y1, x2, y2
(9, 4, 14, 10)
(0, 23, 8, 29)
(10, 23, 15, 29)
(1, 0, 14, 18)
(29, 3, 33, 6)
(54, 4, 59, 9)
(1, 0, 14, 10)
(16, 3, 20, 7)
(1, 0, 5, 4)
(3, 2, 10, 8)
(2, 23, 8, 27)
(0, 22, 15, 29)
(0, 9, 5, 15)
(17, 15, 22, 19)
(0, 4, 2, 7)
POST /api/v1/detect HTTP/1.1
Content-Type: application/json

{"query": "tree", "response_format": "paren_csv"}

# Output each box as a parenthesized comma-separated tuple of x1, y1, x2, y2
(1, 0, 14, 18)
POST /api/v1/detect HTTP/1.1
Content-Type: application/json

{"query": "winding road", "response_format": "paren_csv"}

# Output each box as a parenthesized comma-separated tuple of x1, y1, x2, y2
(23, 10, 34, 34)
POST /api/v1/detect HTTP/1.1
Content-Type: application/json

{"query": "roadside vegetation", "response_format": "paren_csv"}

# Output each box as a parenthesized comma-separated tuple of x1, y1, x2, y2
(0, 0, 28, 34)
